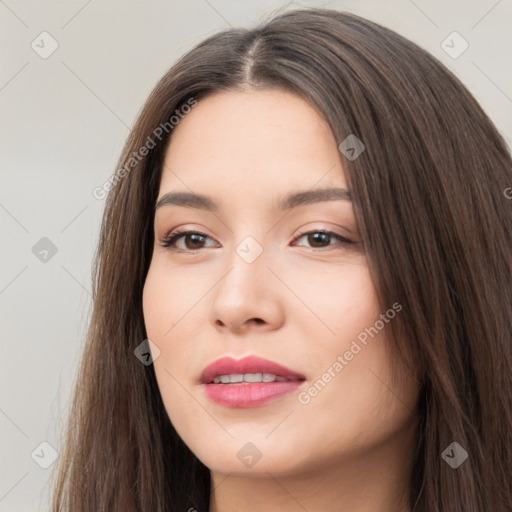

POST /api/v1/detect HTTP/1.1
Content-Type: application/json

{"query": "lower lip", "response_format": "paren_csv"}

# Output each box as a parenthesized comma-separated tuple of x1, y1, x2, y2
(203, 381, 305, 408)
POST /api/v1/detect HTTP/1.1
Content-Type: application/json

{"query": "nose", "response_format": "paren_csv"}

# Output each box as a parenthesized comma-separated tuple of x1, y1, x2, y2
(209, 243, 285, 334)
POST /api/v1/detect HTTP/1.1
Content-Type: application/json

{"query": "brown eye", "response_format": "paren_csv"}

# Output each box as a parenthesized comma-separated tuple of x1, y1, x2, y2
(159, 229, 217, 250)
(292, 230, 353, 249)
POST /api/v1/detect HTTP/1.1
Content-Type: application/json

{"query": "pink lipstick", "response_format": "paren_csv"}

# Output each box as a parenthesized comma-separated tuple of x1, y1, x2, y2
(199, 355, 306, 408)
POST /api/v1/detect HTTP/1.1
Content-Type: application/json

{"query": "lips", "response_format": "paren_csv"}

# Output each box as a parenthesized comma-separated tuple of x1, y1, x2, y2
(199, 355, 307, 408)
(199, 355, 306, 384)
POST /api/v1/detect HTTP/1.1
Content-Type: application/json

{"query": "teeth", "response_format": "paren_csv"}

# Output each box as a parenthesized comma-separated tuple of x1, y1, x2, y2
(244, 372, 263, 383)
(212, 373, 290, 384)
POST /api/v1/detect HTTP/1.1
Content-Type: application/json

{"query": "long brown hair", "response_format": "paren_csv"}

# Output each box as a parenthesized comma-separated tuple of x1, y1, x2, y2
(50, 7, 512, 511)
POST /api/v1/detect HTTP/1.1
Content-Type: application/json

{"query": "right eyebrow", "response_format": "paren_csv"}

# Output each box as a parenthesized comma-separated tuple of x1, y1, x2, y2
(155, 191, 217, 211)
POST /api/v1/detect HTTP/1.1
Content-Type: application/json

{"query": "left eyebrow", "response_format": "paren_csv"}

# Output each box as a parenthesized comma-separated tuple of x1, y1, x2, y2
(277, 187, 352, 209)
(154, 187, 352, 212)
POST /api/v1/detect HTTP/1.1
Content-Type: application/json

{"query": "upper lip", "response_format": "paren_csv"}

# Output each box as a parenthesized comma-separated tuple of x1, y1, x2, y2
(199, 356, 306, 384)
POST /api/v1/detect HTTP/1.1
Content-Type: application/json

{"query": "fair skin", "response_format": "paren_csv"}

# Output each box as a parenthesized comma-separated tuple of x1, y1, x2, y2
(142, 88, 420, 512)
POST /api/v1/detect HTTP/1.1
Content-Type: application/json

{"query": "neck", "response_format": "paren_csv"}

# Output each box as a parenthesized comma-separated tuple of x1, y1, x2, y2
(209, 415, 417, 512)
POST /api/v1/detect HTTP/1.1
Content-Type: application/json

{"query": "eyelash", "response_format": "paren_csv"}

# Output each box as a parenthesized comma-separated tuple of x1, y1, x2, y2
(158, 227, 354, 252)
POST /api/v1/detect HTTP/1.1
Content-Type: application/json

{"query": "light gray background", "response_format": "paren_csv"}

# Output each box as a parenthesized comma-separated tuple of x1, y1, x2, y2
(1, 0, 511, 510)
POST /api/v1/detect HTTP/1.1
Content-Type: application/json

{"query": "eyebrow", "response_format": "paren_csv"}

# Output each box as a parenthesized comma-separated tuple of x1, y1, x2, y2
(155, 187, 352, 212)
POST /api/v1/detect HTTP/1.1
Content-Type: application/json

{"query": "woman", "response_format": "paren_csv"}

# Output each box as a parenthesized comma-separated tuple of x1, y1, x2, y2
(51, 7, 512, 512)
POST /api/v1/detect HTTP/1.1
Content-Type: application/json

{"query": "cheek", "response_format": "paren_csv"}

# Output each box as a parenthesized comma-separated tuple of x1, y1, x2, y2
(142, 261, 193, 339)
(142, 261, 201, 378)
(143, 269, 167, 337)
(142, 265, 197, 419)
(296, 261, 382, 345)
(292, 264, 413, 443)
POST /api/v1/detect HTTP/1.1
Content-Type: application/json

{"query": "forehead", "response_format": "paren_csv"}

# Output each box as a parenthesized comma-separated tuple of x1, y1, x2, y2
(158, 88, 347, 200)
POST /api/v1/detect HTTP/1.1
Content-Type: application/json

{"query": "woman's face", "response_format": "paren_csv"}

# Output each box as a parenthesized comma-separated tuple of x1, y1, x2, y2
(142, 88, 419, 477)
